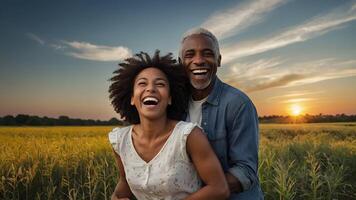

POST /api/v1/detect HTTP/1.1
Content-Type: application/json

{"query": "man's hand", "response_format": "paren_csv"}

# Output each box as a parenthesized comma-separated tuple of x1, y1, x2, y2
(225, 172, 242, 193)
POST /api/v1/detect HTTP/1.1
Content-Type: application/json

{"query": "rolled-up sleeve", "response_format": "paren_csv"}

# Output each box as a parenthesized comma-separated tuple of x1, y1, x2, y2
(227, 100, 259, 191)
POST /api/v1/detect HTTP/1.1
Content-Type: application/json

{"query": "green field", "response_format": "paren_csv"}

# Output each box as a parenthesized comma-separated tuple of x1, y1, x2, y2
(1, 123, 355, 199)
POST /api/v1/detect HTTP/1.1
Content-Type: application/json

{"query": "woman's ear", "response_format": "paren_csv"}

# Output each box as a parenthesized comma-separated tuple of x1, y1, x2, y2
(168, 96, 172, 105)
(130, 97, 134, 105)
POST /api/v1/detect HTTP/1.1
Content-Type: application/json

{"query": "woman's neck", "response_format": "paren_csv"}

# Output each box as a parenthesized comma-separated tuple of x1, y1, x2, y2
(135, 117, 172, 140)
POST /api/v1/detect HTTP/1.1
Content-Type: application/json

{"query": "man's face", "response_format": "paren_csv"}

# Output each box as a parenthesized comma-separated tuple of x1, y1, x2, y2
(180, 34, 221, 90)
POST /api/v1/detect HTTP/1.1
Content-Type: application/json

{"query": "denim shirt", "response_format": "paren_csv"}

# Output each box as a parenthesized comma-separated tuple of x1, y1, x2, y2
(191, 77, 263, 199)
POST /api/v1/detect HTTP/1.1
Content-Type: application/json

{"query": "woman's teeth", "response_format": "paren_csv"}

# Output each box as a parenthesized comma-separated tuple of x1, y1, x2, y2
(142, 97, 158, 105)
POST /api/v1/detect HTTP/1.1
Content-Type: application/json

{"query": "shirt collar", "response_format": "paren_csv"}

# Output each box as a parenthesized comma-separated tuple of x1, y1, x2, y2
(206, 76, 223, 106)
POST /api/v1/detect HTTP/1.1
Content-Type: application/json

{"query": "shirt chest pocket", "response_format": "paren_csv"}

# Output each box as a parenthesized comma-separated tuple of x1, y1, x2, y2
(207, 129, 226, 141)
(206, 130, 227, 154)
(206, 129, 228, 169)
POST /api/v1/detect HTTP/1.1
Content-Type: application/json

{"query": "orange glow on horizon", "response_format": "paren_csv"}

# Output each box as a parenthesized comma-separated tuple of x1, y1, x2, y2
(290, 104, 303, 116)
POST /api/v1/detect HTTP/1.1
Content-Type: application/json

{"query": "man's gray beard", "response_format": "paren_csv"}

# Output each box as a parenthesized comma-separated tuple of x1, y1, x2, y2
(191, 79, 212, 90)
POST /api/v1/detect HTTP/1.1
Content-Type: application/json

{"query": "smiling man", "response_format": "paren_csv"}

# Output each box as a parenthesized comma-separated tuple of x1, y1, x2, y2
(179, 28, 263, 199)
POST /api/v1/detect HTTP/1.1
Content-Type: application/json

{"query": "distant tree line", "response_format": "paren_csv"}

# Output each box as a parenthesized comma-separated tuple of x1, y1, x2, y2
(0, 114, 127, 126)
(259, 113, 356, 123)
(1, 113, 356, 126)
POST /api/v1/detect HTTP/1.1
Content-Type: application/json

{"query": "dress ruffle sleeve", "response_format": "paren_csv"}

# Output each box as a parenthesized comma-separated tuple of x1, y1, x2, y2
(180, 122, 200, 161)
(108, 127, 121, 155)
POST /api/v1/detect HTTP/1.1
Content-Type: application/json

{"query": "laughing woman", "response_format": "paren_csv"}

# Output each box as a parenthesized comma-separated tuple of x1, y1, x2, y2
(108, 51, 229, 200)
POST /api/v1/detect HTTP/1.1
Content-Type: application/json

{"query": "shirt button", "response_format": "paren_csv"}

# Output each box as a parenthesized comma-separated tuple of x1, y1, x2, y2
(203, 122, 207, 125)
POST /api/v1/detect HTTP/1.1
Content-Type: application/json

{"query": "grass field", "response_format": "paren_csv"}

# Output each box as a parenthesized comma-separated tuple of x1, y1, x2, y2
(0, 123, 355, 199)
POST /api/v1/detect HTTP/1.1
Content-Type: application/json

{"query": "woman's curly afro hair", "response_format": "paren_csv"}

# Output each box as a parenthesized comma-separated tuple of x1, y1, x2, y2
(109, 50, 189, 124)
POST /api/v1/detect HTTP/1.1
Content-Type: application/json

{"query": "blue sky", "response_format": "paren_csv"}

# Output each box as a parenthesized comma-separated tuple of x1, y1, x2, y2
(1, 0, 356, 119)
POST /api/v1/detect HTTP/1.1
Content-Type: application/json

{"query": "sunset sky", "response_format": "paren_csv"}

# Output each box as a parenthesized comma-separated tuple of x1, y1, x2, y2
(1, 0, 356, 120)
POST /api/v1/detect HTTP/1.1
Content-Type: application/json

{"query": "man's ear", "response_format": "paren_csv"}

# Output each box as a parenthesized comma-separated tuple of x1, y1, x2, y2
(178, 57, 182, 64)
(218, 55, 222, 67)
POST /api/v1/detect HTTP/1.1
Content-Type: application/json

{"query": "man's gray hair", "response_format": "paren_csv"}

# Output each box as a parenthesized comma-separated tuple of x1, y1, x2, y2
(179, 27, 220, 59)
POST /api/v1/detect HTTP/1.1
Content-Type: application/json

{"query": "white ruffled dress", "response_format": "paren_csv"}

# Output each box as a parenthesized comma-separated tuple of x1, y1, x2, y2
(108, 121, 202, 200)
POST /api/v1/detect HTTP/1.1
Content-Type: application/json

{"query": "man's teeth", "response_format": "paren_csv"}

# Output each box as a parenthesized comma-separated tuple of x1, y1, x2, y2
(192, 69, 208, 75)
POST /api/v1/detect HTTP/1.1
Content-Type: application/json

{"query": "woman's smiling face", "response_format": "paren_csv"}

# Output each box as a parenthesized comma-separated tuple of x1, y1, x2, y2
(131, 67, 171, 120)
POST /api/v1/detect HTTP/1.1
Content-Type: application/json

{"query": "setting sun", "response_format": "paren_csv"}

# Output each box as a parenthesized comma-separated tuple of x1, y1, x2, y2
(290, 104, 302, 116)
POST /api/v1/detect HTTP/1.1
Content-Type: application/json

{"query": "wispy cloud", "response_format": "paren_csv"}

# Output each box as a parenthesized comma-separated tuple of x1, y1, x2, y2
(280, 98, 317, 103)
(221, 2, 356, 64)
(50, 44, 66, 50)
(229, 58, 283, 79)
(202, 0, 286, 39)
(26, 33, 45, 45)
(268, 91, 324, 101)
(61, 41, 132, 62)
(243, 73, 307, 92)
(224, 58, 356, 92)
(352, 3, 356, 11)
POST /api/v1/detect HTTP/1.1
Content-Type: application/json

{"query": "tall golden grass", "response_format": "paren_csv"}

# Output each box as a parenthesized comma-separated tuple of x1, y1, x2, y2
(0, 123, 355, 199)
(259, 123, 356, 199)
